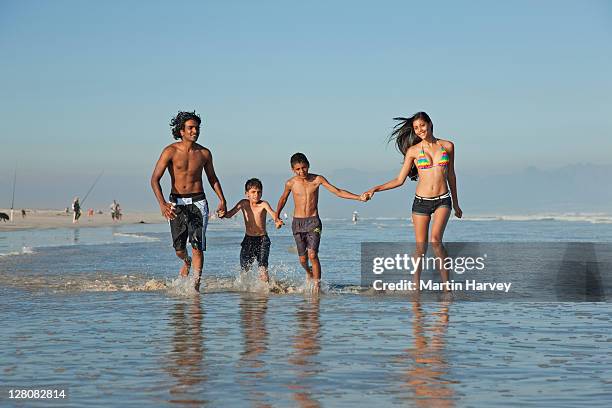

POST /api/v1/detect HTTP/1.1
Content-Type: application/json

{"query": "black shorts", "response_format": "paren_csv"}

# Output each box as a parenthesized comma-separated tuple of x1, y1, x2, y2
(292, 216, 322, 256)
(169, 192, 209, 251)
(412, 192, 452, 216)
(240, 234, 271, 270)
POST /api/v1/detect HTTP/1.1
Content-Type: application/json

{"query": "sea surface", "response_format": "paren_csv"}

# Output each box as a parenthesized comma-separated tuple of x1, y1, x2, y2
(1, 216, 611, 407)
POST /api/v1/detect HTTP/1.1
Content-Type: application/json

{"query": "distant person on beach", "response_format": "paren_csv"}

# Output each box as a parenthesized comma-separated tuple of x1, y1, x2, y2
(110, 200, 122, 221)
(276, 153, 367, 293)
(72, 197, 81, 224)
(151, 111, 227, 292)
(363, 112, 462, 291)
(223, 178, 283, 283)
(87, 208, 94, 221)
(21, 209, 26, 218)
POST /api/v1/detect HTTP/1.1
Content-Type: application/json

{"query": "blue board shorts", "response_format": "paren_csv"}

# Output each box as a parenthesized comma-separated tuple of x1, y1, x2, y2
(169, 192, 209, 251)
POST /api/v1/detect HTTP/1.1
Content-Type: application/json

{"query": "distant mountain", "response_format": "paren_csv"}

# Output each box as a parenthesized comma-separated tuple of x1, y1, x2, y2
(460, 164, 612, 214)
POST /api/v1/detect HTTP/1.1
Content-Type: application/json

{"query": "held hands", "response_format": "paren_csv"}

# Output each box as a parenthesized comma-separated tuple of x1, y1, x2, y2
(160, 202, 176, 220)
(360, 189, 375, 202)
(274, 218, 284, 229)
(216, 202, 227, 218)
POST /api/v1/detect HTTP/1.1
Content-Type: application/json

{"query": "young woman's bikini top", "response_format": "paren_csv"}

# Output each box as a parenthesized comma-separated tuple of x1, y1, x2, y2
(416, 140, 449, 170)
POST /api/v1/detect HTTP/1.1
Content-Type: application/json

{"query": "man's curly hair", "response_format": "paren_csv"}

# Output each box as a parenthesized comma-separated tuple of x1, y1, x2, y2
(170, 111, 202, 140)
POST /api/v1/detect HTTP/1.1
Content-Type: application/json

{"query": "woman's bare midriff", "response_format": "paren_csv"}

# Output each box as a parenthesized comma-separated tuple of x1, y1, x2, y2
(415, 169, 449, 197)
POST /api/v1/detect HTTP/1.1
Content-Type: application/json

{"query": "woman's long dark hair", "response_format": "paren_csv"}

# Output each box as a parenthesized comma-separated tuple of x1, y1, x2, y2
(389, 111, 433, 181)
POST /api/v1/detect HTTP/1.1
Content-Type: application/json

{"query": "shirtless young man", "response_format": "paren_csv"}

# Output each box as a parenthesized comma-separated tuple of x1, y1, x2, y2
(276, 153, 367, 293)
(151, 111, 227, 292)
(224, 178, 283, 282)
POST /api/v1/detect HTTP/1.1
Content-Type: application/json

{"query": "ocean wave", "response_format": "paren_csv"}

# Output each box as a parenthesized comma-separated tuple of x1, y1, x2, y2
(0, 246, 36, 258)
(462, 214, 612, 224)
(112, 232, 160, 241)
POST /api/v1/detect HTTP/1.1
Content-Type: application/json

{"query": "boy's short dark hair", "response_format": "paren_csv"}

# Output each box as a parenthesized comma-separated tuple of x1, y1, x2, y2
(290, 152, 309, 168)
(245, 178, 263, 192)
(170, 111, 202, 140)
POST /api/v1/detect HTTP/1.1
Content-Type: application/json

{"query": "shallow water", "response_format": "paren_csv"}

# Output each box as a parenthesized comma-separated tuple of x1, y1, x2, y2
(1, 219, 611, 406)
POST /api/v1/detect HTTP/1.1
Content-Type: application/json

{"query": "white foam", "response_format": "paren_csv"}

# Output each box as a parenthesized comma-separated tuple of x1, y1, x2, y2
(112, 232, 160, 241)
(166, 276, 200, 297)
(234, 271, 273, 294)
(79, 276, 168, 292)
(0, 246, 36, 257)
(0, 251, 22, 257)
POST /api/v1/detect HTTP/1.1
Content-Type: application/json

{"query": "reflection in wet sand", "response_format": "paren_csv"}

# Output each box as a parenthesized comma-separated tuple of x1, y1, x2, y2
(165, 298, 208, 405)
(288, 296, 322, 408)
(400, 300, 456, 407)
(237, 293, 271, 407)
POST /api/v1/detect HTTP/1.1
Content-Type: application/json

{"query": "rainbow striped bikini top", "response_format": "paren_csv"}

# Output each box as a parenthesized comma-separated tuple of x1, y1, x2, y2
(416, 141, 450, 170)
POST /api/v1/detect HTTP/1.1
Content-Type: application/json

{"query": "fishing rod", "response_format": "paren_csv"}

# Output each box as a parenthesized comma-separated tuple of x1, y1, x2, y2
(10, 167, 16, 210)
(80, 171, 104, 207)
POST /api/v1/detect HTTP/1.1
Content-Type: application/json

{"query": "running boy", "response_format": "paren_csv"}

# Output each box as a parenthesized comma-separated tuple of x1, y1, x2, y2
(224, 178, 282, 282)
(276, 153, 367, 292)
(151, 111, 227, 292)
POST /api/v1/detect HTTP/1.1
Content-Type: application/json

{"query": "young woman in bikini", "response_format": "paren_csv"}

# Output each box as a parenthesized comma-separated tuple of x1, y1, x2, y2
(364, 112, 462, 289)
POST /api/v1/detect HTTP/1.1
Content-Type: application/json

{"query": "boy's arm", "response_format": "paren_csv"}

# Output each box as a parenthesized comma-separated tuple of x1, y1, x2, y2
(318, 176, 364, 201)
(275, 180, 292, 215)
(150, 147, 176, 220)
(224, 200, 245, 219)
(261, 201, 280, 220)
(203, 150, 227, 217)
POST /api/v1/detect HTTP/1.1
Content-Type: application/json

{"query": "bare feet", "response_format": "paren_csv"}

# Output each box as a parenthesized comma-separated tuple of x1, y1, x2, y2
(312, 279, 321, 294)
(180, 255, 192, 277)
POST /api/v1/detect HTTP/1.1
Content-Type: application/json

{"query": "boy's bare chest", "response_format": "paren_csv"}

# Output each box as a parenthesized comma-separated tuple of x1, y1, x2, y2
(293, 182, 320, 198)
(244, 205, 267, 221)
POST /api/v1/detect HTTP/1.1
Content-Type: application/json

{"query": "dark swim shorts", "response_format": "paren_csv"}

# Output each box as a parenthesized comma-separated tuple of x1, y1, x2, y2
(291, 216, 322, 256)
(412, 192, 452, 216)
(240, 234, 271, 270)
(169, 192, 209, 251)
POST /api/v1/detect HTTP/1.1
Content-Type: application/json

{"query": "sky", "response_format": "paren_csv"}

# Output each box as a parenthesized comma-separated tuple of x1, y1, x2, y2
(1, 0, 611, 214)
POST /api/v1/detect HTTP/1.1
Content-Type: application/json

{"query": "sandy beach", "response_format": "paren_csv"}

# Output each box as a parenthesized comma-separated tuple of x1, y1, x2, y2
(0, 208, 165, 231)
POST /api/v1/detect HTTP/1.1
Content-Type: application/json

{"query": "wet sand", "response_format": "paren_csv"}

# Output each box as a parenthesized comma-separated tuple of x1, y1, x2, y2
(0, 208, 165, 231)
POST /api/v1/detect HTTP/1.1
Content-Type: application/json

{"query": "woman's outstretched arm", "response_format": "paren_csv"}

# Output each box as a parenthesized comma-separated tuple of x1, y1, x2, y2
(364, 149, 416, 199)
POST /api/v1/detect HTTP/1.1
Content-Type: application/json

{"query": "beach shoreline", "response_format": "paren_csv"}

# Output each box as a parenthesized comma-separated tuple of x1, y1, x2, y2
(0, 208, 165, 232)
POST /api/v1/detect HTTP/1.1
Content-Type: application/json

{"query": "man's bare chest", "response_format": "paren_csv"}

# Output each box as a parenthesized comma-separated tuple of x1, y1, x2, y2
(171, 153, 206, 172)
